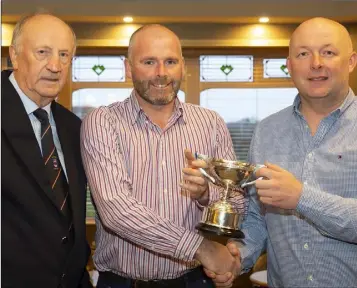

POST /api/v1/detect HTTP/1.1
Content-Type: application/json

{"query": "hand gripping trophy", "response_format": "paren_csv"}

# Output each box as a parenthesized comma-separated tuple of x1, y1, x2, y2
(195, 153, 264, 239)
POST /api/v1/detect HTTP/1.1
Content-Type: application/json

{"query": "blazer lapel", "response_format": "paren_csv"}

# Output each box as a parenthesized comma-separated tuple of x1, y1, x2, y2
(1, 71, 61, 212)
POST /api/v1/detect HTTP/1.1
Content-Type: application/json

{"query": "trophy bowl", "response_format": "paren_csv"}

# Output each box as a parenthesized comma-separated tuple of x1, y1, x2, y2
(195, 154, 262, 239)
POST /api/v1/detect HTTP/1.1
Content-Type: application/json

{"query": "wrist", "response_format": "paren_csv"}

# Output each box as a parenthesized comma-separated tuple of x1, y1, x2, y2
(197, 188, 209, 206)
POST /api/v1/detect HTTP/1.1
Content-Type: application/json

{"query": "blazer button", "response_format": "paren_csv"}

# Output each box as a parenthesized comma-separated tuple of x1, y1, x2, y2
(61, 236, 68, 244)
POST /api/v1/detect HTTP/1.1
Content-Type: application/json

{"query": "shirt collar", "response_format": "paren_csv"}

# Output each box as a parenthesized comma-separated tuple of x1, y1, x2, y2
(9, 72, 52, 117)
(293, 88, 355, 117)
(128, 90, 185, 125)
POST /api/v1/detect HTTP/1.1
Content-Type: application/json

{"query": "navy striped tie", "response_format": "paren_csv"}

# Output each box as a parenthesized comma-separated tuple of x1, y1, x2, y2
(33, 108, 72, 221)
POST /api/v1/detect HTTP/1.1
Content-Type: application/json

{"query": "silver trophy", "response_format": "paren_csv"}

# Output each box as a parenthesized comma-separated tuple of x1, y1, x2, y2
(195, 153, 263, 239)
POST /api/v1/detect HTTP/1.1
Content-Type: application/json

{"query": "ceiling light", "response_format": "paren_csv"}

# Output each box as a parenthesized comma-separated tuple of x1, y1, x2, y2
(259, 17, 270, 23)
(123, 16, 133, 23)
(252, 26, 265, 37)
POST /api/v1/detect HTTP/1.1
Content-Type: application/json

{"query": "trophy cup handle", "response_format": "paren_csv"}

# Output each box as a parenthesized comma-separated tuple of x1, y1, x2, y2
(198, 168, 216, 184)
(241, 176, 263, 188)
(194, 152, 216, 183)
(241, 164, 266, 188)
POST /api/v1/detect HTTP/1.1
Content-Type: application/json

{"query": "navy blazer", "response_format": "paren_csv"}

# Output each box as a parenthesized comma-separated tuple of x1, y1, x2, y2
(1, 70, 92, 288)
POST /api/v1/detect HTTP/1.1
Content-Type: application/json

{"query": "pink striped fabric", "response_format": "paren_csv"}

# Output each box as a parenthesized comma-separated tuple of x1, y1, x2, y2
(81, 92, 245, 280)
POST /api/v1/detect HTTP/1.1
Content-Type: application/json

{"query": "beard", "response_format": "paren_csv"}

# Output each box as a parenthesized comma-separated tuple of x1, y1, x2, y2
(132, 76, 181, 106)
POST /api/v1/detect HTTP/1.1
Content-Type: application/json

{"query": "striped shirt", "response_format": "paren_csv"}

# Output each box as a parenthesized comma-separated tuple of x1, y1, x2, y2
(81, 92, 245, 280)
(239, 89, 357, 287)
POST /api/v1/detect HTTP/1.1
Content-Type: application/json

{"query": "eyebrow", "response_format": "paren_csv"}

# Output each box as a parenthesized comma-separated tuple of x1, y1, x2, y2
(35, 45, 71, 52)
(140, 56, 180, 61)
(297, 44, 334, 50)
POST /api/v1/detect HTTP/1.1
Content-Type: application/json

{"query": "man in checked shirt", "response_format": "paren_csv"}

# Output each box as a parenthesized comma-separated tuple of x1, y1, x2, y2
(206, 17, 357, 288)
(81, 24, 242, 288)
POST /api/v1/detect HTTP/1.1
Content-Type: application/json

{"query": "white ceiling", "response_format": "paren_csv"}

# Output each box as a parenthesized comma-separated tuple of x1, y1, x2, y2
(2, 0, 357, 24)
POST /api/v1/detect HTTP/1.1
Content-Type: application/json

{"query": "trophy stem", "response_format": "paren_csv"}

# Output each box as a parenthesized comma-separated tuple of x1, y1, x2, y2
(221, 180, 232, 201)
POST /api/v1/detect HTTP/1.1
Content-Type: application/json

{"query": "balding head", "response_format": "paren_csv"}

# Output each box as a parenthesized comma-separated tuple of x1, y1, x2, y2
(11, 13, 76, 54)
(9, 13, 76, 107)
(289, 17, 353, 56)
(286, 17, 356, 112)
(127, 24, 182, 62)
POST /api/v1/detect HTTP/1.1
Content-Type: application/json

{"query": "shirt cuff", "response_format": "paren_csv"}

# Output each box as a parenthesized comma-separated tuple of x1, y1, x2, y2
(195, 182, 221, 209)
(296, 182, 320, 217)
(174, 230, 204, 262)
(237, 241, 251, 274)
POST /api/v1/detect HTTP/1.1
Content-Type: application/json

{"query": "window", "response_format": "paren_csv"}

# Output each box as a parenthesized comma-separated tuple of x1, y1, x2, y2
(263, 58, 290, 78)
(200, 55, 253, 82)
(72, 56, 126, 82)
(200, 88, 298, 161)
(72, 88, 186, 119)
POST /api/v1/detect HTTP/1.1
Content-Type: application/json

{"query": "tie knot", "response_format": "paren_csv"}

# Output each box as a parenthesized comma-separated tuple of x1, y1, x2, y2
(33, 108, 49, 123)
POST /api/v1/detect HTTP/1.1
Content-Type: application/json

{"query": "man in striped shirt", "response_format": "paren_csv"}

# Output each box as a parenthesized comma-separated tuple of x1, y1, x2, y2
(81, 24, 243, 288)
(210, 17, 357, 287)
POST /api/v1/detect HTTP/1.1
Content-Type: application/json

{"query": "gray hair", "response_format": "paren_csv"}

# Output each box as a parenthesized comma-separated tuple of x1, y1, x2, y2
(11, 11, 77, 53)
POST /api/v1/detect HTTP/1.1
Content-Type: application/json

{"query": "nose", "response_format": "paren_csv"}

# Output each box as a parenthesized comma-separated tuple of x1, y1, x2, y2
(156, 62, 167, 77)
(46, 54, 61, 73)
(311, 53, 323, 70)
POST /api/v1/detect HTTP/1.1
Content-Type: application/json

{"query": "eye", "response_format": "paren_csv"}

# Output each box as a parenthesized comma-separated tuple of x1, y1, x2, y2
(37, 49, 49, 56)
(166, 59, 178, 65)
(143, 60, 155, 65)
(34, 49, 50, 60)
(323, 50, 335, 56)
(297, 51, 309, 58)
(59, 52, 70, 63)
(59, 52, 69, 58)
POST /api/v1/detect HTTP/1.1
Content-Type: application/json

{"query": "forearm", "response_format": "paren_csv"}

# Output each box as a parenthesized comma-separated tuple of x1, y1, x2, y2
(296, 184, 357, 243)
(83, 148, 203, 261)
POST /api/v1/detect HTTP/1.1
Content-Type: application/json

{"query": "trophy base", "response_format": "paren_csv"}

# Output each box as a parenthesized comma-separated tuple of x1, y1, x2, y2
(196, 222, 245, 239)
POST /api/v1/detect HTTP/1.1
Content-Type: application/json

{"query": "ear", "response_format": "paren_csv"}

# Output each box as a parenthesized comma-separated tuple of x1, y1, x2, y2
(125, 58, 132, 80)
(9, 45, 19, 70)
(348, 51, 357, 73)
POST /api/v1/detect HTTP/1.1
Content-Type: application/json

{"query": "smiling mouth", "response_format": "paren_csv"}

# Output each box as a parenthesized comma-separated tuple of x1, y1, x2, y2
(151, 83, 171, 88)
(308, 76, 328, 81)
(42, 78, 59, 82)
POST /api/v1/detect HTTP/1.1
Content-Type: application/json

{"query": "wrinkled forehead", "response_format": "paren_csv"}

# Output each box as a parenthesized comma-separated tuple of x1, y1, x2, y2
(21, 17, 75, 51)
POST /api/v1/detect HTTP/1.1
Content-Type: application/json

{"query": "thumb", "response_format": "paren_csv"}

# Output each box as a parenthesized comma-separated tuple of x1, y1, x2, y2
(184, 149, 195, 165)
(203, 268, 216, 279)
(227, 242, 240, 258)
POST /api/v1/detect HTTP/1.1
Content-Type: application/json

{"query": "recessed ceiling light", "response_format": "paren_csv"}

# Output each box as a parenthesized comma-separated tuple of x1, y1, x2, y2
(123, 16, 133, 23)
(259, 17, 270, 23)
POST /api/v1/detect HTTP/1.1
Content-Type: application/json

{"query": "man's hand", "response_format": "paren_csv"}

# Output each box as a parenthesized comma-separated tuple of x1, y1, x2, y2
(181, 149, 209, 205)
(200, 241, 241, 287)
(255, 162, 303, 209)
